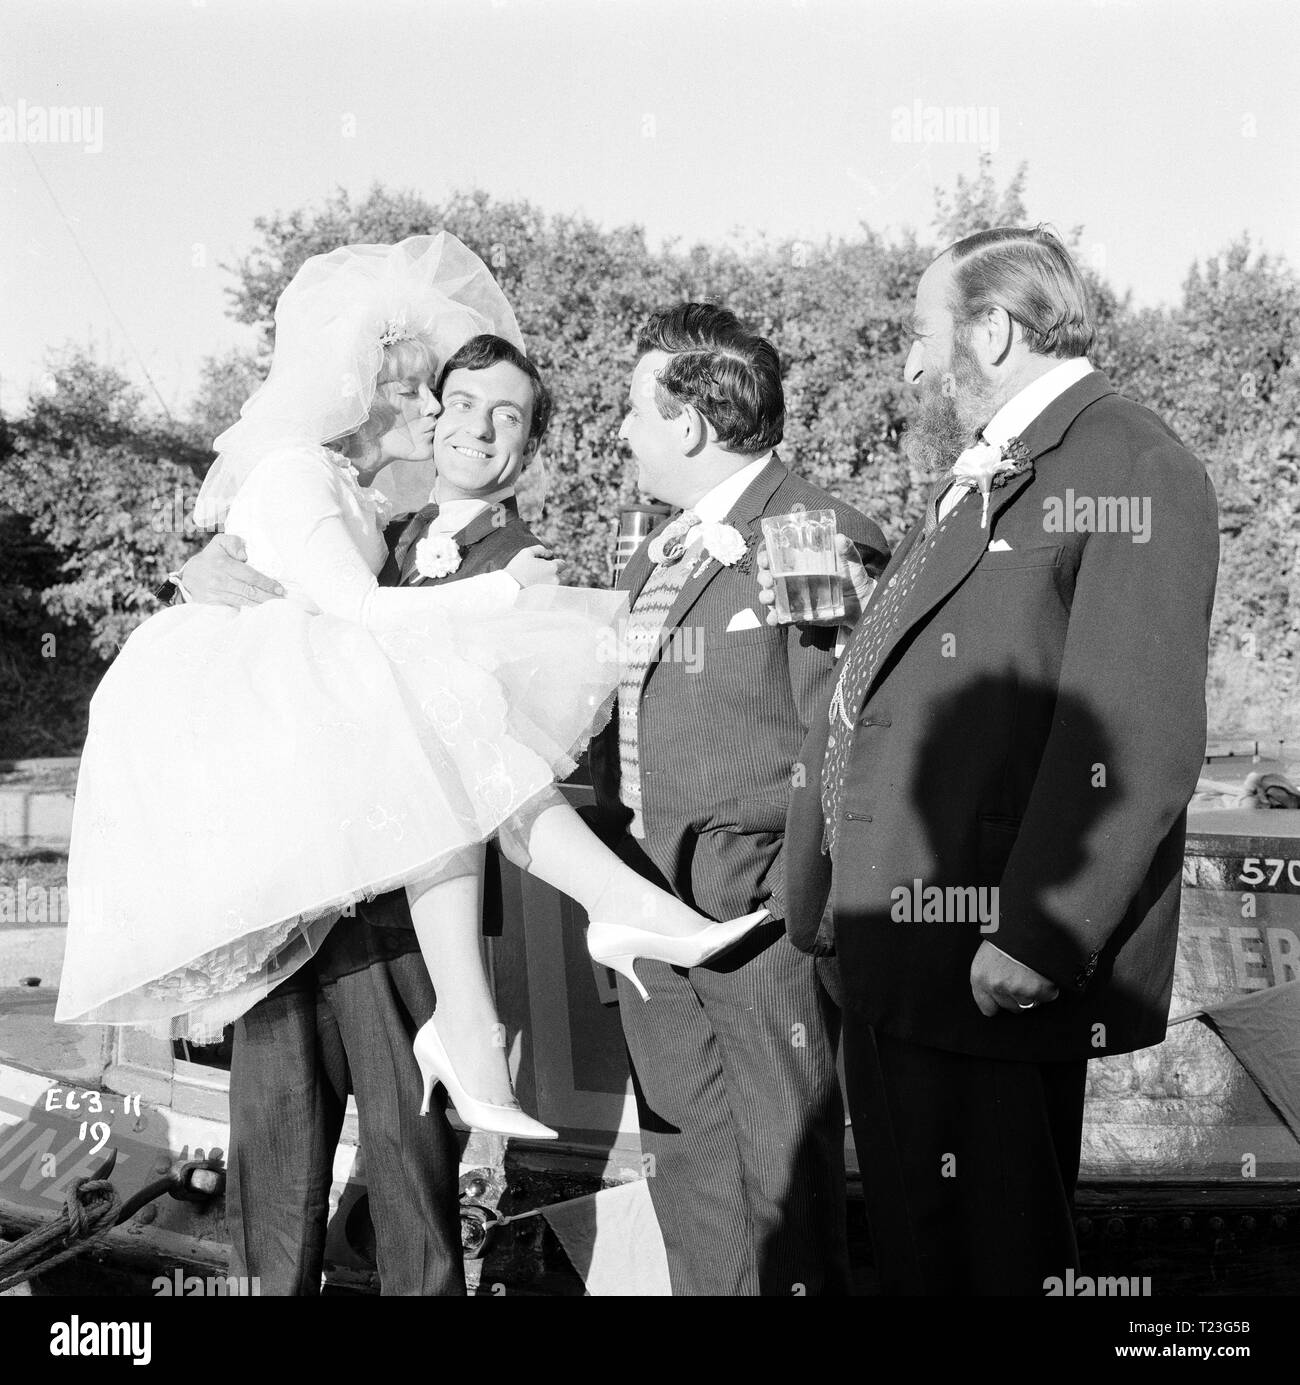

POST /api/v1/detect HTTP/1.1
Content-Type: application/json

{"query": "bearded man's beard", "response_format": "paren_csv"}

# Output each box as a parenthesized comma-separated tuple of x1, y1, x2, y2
(901, 332, 1000, 477)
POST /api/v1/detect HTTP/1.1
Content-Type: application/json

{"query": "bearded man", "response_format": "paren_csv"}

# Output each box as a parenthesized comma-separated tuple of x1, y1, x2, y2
(781, 226, 1220, 1294)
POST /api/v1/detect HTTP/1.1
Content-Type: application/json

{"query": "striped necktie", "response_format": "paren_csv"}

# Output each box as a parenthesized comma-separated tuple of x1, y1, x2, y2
(617, 510, 701, 835)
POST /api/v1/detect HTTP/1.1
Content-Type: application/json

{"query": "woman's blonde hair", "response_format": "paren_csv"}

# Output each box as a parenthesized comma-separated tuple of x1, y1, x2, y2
(336, 336, 438, 463)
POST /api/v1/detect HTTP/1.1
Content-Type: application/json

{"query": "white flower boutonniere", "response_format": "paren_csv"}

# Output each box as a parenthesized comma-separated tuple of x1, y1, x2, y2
(690, 521, 747, 567)
(414, 533, 463, 580)
(950, 435, 1033, 528)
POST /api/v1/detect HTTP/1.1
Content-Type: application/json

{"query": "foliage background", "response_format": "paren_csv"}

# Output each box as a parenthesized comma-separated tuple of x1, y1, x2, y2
(2, 162, 1295, 756)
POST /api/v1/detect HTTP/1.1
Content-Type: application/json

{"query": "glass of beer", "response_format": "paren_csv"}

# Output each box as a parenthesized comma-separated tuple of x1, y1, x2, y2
(761, 506, 845, 623)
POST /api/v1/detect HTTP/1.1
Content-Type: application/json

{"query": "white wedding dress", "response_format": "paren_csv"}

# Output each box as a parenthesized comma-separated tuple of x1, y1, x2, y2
(56, 445, 624, 1041)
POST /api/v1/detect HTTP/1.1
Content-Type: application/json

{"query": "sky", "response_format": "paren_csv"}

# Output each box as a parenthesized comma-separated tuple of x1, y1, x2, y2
(2, 0, 1298, 420)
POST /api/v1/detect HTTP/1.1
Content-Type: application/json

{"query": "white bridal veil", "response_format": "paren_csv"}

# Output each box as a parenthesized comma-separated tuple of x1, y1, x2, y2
(196, 232, 526, 526)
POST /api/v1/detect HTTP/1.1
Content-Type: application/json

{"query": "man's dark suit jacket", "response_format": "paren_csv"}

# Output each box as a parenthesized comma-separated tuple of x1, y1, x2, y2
(784, 371, 1220, 1062)
(349, 495, 540, 941)
(377, 494, 539, 588)
(590, 456, 889, 925)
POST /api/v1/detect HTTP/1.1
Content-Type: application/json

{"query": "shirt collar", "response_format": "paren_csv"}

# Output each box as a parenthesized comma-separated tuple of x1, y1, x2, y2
(980, 357, 1093, 450)
(428, 486, 515, 535)
(429, 498, 489, 535)
(692, 453, 773, 523)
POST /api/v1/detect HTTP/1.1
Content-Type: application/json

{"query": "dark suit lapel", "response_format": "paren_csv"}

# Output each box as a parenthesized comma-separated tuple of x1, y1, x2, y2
(1013, 369, 1113, 461)
(456, 499, 518, 550)
(854, 370, 1115, 703)
(868, 467, 1032, 670)
(381, 507, 435, 586)
(398, 497, 520, 586)
(656, 456, 788, 647)
(619, 533, 659, 608)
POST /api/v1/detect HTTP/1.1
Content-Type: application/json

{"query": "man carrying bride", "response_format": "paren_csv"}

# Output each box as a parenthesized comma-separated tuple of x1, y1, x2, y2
(57, 235, 767, 1294)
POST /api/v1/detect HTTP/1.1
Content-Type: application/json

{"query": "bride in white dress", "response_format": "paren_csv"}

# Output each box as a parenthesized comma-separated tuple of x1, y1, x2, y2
(56, 234, 765, 1137)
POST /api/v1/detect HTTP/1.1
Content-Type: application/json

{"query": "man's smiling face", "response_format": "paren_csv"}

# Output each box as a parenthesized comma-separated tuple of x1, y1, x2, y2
(432, 359, 538, 498)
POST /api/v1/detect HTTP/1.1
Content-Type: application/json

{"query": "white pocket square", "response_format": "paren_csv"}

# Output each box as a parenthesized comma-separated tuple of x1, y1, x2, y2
(726, 608, 763, 632)
(987, 539, 1013, 552)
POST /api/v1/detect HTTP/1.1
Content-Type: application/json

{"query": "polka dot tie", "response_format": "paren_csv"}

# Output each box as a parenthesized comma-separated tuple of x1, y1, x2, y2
(819, 485, 968, 855)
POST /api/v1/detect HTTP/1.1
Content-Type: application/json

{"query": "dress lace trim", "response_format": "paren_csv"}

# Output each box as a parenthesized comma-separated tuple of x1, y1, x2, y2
(324, 447, 395, 529)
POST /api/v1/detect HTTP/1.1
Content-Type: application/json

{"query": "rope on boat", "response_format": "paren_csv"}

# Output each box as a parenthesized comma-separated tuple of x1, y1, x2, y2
(0, 1150, 222, 1292)
(0, 1173, 122, 1294)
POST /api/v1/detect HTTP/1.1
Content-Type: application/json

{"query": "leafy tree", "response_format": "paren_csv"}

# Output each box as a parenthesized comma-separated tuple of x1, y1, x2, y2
(188, 349, 264, 456)
(206, 187, 942, 569)
(4, 167, 1294, 755)
(932, 151, 1031, 243)
(1103, 240, 1299, 728)
(0, 350, 207, 753)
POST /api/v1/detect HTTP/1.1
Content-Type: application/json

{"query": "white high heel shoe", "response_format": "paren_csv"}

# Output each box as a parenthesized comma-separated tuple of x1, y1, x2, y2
(413, 1018, 558, 1140)
(586, 908, 771, 1001)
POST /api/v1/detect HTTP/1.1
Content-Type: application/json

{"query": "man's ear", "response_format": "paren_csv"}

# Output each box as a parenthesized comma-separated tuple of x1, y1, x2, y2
(984, 305, 1015, 367)
(679, 403, 708, 455)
